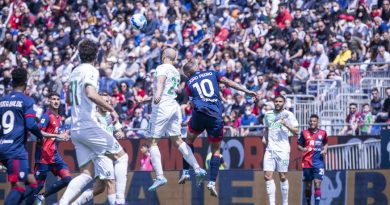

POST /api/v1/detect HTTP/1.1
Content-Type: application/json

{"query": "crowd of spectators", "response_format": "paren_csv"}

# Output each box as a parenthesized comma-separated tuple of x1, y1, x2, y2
(1, 0, 390, 137)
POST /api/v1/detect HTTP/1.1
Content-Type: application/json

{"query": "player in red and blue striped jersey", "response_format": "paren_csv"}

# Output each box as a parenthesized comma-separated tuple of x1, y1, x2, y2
(0, 68, 44, 205)
(298, 114, 328, 205)
(26, 93, 71, 205)
(181, 59, 258, 197)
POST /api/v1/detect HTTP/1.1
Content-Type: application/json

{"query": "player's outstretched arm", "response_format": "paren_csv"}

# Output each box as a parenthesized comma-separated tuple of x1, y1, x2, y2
(41, 131, 69, 140)
(154, 75, 167, 104)
(85, 85, 119, 122)
(219, 76, 258, 98)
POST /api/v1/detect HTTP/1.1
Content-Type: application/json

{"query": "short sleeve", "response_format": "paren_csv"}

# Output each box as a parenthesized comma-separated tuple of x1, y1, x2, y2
(185, 83, 191, 96)
(155, 65, 167, 77)
(213, 70, 224, 81)
(298, 131, 305, 147)
(24, 97, 36, 119)
(84, 68, 99, 88)
(288, 112, 299, 127)
(263, 114, 269, 127)
(323, 131, 328, 144)
(39, 114, 50, 130)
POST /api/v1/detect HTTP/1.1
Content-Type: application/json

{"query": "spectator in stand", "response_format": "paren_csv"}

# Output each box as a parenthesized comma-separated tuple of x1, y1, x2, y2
(360, 103, 373, 135)
(128, 107, 148, 138)
(240, 103, 259, 137)
(382, 87, 390, 123)
(292, 60, 309, 93)
(333, 43, 352, 68)
(371, 87, 383, 116)
(140, 144, 153, 171)
(340, 103, 362, 135)
(372, 46, 390, 71)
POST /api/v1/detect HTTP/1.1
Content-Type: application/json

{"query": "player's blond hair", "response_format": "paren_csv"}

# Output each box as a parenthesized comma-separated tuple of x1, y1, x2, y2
(162, 48, 177, 62)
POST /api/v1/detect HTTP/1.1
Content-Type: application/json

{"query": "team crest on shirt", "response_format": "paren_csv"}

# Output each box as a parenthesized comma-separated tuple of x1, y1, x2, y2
(41, 118, 45, 124)
(19, 172, 25, 179)
(318, 135, 323, 140)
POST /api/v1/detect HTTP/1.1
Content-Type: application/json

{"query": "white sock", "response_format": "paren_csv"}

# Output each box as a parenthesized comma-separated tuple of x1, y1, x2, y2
(178, 142, 200, 171)
(71, 189, 93, 205)
(266, 180, 276, 205)
(59, 173, 93, 205)
(108, 194, 116, 205)
(281, 180, 289, 205)
(149, 145, 164, 178)
(114, 154, 128, 204)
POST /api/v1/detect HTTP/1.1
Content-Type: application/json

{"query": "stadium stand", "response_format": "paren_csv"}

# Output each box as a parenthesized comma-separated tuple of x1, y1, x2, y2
(1, 0, 390, 137)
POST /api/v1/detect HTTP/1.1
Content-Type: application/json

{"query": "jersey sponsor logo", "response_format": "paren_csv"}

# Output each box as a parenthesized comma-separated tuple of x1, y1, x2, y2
(309, 140, 315, 146)
(0, 140, 14, 144)
(0, 100, 23, 107)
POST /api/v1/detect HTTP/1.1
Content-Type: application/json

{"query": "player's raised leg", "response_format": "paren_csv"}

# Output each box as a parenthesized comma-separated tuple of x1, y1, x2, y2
(169, 105, 206, 185)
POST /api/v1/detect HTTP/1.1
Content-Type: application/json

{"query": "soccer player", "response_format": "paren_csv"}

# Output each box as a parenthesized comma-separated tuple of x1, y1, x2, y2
(59, 39, 127, 205)
(298, 114, 328, 205)
(181, 59, 257, 197)
(72, 92, 128, 205)
(26, 93, 71, 205)
(0, 68, 44, 205)
(141, 48, 206, 191)
(262, 95, 299, 205)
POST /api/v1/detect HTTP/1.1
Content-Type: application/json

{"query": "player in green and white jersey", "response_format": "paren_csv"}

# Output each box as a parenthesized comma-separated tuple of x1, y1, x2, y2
(139, 48, 206, 191)
(72, 93, 128, 205)
(263, 95, 299, 205)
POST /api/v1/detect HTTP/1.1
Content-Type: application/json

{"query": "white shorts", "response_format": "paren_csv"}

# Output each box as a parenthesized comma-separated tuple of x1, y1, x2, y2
(147, 101, 182, 138)
(71, 127, 123, 168)
(93, 155, 114, 180)
(263, 150, 290, 172)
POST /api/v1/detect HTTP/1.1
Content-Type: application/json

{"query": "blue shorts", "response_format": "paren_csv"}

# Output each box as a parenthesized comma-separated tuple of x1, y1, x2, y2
(1, 159, 29, 183)
(303, 168, 325, 181)
(35, 159, 70, 181)
(188, 111, 223, 142)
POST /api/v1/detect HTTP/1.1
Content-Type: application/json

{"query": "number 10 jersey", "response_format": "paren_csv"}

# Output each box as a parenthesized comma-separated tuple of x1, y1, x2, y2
(185, 70, 223, 118)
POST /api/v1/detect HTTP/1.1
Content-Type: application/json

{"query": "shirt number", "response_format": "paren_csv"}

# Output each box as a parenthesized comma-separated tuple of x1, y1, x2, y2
(2, 110, 15, 135)
(167, 77, 179, 95)
(69, 80, 80, 106)
(193, 79, 214, 98)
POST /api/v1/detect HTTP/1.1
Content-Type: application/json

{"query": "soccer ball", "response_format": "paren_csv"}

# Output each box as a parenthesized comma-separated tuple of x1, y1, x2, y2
(131, 13, 147, 30)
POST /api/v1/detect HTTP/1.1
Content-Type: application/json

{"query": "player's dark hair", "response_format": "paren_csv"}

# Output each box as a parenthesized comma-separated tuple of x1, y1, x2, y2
(141, 144, 149, 148)
(48, 92, 60, 98)
(11, 68, 28, 88)
(182, 59, 197, 75)
(349, 102, 357, 107)
(78, 39, 98, 63)
(310, 114, 319, 120)
(274, 95, 285, 102)
(371, 87, 379, 93)
(363, 103, 370, 107)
